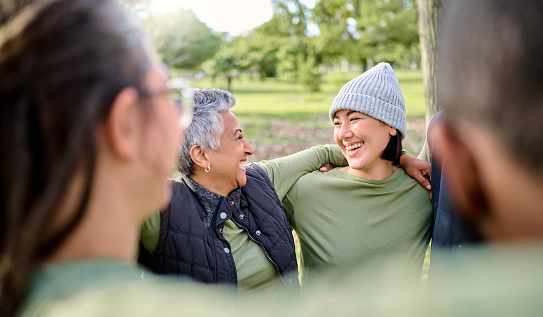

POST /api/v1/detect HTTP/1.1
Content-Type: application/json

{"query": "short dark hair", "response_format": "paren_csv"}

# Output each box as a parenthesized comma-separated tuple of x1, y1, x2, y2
(381, 129, 402, 166)
(438, 0, 543, 177)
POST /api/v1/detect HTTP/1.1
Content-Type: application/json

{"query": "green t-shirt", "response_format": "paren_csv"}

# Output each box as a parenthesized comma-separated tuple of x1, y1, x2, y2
(140, 192, 288, 301)
(16, 247, 543, 317)
(17, 259, 237, 317)
(222, 219, 286, 302)
(257, 146, 432, 287)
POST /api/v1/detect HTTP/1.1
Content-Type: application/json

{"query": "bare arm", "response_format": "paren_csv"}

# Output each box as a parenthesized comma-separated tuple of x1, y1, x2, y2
(400, 154, 431, 190)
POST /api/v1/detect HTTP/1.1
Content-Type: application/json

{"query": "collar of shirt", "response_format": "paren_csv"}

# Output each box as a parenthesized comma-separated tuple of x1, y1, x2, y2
(182, 175, 242, 217)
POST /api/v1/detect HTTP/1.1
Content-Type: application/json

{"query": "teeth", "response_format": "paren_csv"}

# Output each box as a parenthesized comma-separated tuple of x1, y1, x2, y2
(346, 142, 363, 151)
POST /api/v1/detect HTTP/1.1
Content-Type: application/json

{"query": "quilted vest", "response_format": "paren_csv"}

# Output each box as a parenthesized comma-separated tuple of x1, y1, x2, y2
(138, 164, 299, 293)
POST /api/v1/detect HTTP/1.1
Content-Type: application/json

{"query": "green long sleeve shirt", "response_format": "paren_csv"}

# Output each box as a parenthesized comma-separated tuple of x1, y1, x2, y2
(256, 146, 432, 288)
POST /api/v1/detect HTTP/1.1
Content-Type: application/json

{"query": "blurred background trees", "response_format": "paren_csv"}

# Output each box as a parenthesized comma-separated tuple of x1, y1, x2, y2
(122, 0, 443, 124)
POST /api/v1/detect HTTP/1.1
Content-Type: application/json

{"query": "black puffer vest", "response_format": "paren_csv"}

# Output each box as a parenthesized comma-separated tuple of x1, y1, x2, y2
(138, 164, 299, 293)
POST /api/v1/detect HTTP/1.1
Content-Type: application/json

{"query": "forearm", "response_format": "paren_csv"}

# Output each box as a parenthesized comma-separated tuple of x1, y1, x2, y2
(255, 144, 346, 199)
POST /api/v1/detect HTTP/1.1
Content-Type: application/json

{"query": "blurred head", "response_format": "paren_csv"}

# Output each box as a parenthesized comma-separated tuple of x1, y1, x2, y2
(0, 0, 183, 311)
(178, 88, 253, 196)
(329, 63, 404, 172)
(433, 0, 543, 241)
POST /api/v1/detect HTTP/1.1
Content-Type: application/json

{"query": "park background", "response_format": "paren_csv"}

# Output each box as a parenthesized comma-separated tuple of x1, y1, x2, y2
(123, 0, 438, 280)
(122, 0, 433, 159)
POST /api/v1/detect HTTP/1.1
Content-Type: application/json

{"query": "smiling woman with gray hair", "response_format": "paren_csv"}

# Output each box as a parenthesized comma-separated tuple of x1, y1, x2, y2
(139, 88, 302, 301)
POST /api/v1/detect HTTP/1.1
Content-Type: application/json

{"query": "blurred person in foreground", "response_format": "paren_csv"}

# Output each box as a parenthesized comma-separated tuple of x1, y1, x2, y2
(427, 111, 481, 253)
(431, 0, 543, 246)
(0, 0, 240, 316)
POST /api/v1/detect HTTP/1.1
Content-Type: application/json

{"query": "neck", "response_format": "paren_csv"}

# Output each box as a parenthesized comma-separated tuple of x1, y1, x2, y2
(343, 160, 397, 180)
(46, 180, 142, 264)
(190, 172, 232, 197)
(46, 212, 140, 263)
(45, 156, 154, 264)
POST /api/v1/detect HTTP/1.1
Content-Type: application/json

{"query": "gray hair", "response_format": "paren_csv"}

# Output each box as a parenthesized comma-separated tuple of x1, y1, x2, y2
(177, 88, 236, 177)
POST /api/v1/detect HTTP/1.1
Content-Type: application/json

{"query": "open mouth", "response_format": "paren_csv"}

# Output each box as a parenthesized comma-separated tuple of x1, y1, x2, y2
(346, 142, 364, 156)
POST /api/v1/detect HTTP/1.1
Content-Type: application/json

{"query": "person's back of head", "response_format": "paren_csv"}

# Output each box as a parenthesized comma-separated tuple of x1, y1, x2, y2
(0, 0, 151, 313)
(434, 0, 543, 241)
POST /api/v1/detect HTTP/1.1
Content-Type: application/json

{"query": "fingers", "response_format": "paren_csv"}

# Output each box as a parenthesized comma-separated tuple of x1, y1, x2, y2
(421, 168, 432, 182)
(414, 173, 432, 191)
(319, 164, 335, 173)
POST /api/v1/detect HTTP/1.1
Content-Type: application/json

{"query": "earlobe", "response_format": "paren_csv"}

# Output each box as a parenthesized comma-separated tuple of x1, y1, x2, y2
(105, 87, 140, 160)
(189, 145, 209, 170)
(431, 121, 490, 223)
(389, 126, 397, 136)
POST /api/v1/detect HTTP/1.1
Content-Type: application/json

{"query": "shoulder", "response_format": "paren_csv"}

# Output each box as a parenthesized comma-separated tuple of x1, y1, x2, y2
(20, 275, 236, 317)
(169, 178, 192, 198)
(391, 169, 432, 205)
(245, 163, 273, 187)
(394, 168, 424, 186)
(167, 179, 197, 213)
(246, 163, 267, 178)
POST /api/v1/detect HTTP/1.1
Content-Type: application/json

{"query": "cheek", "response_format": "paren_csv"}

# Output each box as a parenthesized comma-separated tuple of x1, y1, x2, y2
(148, 110, 181, 170)
(333, 129, 341, 144)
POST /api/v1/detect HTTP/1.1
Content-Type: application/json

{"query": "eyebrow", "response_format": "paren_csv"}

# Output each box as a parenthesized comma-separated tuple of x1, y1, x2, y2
(233, 129, 243, 136)
(333, 110, 357, 120)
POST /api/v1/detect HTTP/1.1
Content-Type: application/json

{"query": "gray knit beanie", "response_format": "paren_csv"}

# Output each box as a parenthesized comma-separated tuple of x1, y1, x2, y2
(329, 62, 406, 139)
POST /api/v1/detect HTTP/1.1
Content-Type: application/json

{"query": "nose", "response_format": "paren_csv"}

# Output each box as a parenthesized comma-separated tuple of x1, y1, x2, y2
(243, 139, 254, 156)
(337, 122, 353, 140)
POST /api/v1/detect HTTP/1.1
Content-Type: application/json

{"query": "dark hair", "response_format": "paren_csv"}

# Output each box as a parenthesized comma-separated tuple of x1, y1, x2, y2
(381, 129, 402, 166)
(438, 0, 543, 177)
(0, 0, 150, 314)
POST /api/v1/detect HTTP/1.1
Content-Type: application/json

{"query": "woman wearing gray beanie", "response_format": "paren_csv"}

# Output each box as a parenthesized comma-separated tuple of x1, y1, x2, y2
(257, 63, 432, 289)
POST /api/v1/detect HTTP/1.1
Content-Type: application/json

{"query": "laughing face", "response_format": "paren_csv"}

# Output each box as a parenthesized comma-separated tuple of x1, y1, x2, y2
(333, 109, 397, 178)
(205, 110, 254, 195)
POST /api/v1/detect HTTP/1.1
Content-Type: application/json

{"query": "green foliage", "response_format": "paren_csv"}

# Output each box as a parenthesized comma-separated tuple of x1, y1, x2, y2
(298, 56, 323, 92)
(119, 0, 152, 15)
(204, 0, 420, 94)
(128, 0, 422, 94)
(355, 0, 420, 67)
(144, 9, 221, 70)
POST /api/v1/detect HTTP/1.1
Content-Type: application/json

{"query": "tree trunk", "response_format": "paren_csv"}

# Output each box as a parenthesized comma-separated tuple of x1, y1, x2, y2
(417, 0, 446, 127)
(227, 75, 232, 92)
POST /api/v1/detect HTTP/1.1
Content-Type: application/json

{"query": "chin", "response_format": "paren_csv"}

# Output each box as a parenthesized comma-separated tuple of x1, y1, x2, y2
(236, 175, 247, 188)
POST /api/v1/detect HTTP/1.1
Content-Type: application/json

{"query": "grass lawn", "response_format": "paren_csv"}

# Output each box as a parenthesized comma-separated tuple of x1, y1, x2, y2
(191, 69, 428, 161)
(193, 69, 425, 118)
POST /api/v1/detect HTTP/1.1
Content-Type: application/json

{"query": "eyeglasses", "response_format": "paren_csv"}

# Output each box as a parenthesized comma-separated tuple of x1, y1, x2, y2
(166, 80, 194, 129)
(138, 79, 194, 129)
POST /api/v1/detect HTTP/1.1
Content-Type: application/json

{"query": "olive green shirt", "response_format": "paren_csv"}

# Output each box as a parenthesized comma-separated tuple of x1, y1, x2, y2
(257, 146, 432, 287)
